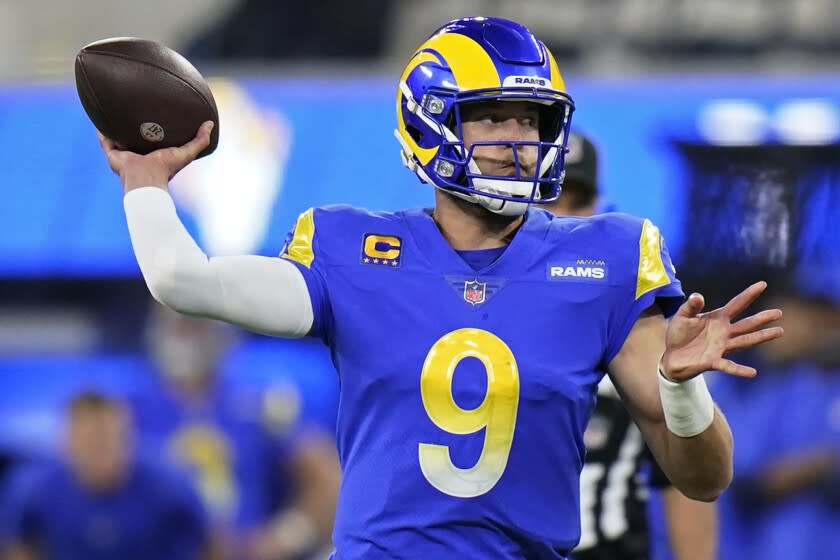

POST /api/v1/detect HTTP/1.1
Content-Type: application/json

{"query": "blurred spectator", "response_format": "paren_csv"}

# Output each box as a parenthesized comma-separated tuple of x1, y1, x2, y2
(717, 294, 840, 560)
(0, 391, 209, 560)
(133, 303, 339, 560)
(546, 131, 718, 560)
(184, 0, 394, 62)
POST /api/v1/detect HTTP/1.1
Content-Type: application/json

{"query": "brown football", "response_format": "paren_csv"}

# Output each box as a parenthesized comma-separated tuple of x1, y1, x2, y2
(74, 37, 219, 158)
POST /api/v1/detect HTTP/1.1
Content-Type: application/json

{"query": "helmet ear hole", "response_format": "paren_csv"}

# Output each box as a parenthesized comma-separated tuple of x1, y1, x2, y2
(405, 124, 424, 143)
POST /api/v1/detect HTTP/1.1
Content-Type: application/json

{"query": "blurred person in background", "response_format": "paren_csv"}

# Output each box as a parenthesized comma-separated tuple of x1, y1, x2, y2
(545, 131, 717, 560)
(134, 303, 339, 560)
(0, 391, 209, 560)
(716, 294, 840, 560)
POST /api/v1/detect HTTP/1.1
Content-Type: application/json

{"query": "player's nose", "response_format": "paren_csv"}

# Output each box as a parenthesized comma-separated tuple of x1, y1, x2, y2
(498, 117, 527, 141)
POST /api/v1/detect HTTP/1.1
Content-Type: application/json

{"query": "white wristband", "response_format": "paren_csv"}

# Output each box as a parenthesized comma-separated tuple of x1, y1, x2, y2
(658, 367, 715, 437)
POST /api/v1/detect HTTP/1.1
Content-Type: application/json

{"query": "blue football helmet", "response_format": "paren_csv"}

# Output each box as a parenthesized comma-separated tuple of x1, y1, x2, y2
(395, 16, 575, 216)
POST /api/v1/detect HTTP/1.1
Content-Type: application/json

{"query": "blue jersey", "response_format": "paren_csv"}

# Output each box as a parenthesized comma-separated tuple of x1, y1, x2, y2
(715, 366, 840, 560)
(1, 460, 206, 560)
(131, 378, 302, 531)
(281, 206, 683, 559)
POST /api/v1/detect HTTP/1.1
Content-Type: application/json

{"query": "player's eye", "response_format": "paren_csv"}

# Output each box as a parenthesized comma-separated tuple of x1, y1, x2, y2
(520, 116, 538, 129)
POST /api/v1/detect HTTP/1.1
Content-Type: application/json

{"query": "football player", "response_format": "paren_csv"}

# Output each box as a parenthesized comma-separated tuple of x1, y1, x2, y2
(99, 16, 783, 560)
(135, 304, 340, 560)
(1, 392, 209, 560)
(546, 131, 717, 560)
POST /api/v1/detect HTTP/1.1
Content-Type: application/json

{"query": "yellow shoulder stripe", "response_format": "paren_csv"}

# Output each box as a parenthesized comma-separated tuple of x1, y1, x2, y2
(281, 208, 316, 268)
(635, 219, 670, 300)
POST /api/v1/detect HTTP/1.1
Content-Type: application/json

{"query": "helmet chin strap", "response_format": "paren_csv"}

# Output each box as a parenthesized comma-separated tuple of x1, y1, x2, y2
(440, 187, 530, 217)
(469, 178, 534, 216)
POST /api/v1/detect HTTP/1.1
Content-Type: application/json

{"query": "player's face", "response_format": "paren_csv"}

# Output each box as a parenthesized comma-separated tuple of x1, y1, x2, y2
(67, 407, 131, 491)
(758, 296, 840, 364)
(149, 305, 227, 385)
(460, 101, 541, 178)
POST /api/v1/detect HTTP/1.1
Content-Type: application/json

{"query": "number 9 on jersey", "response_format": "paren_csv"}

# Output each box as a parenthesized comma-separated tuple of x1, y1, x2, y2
(419, 328, 520, 498)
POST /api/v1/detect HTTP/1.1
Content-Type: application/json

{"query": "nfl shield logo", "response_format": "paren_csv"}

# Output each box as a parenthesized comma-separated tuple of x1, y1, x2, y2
(463, 280, 486, 305)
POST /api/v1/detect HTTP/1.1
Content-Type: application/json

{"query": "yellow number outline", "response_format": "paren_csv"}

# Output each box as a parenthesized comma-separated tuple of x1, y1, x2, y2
(169, 424, 238, 517)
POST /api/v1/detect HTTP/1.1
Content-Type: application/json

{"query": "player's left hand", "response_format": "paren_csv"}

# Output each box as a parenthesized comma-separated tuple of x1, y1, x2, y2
(660, 281, 783, 381)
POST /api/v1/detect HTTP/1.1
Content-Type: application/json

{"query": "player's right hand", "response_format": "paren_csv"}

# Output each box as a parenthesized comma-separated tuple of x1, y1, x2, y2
(98, 120, 213, 193)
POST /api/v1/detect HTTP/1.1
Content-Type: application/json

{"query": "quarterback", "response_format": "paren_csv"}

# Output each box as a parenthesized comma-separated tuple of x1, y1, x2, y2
(99, 17, 783, 560)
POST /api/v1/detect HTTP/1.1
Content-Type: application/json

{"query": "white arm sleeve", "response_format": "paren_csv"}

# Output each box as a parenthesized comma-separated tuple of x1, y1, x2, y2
(123, 187, 314, 337)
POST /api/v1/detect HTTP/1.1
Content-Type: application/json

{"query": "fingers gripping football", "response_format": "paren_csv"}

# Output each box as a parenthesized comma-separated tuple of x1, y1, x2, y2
(98, 121, 213, 190)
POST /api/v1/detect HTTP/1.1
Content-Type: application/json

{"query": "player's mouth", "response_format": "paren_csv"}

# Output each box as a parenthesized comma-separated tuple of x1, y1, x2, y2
(475, 157, 536, 177)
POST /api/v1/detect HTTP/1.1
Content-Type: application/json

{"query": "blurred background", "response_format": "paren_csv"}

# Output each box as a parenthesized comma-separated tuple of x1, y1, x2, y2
(1, 1, 840, 559)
